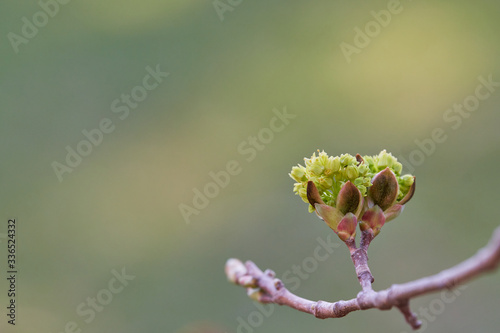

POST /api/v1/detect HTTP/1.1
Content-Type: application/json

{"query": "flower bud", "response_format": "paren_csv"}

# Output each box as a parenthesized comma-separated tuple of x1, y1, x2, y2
(318, 175, 333, 189)
(376, 150, 398, 170)
(225, 259, 247, 284)
(337, 213, 358, 242)
(357, 164, 369, 176)
(400, 174, 414, 187)
(340, 153, 356, 166)
(346, 165, 359, 179)
(392, 162, 403, 175)
(325, 156, 341, 174)
(289, 166, 306, 182)
(310, 163, 324, 176)
(369, 168, 399, 211)
(360, 205, 386, 236)
(398, 176, 416, 206)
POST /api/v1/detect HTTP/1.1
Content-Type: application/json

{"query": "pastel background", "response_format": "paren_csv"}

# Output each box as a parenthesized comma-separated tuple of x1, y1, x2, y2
(1, 1, 499, 332)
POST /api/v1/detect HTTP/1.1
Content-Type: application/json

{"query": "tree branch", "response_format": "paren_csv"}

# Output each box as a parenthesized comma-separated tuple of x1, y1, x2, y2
(227, 226, 500, 330)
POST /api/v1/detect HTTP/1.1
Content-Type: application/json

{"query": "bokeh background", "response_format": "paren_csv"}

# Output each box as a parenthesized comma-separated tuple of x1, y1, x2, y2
(1, 1, 500, 332)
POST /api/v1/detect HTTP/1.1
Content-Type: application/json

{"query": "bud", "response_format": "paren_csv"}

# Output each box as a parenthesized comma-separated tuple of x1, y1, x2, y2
(318, 150, 329, 166)
(238, 275, 257, 288)
(306, 181, 325, 206)
(360, 205, 386, 236)
(369, 168, 399, 211)
(398, 176, 416, 205)
(318, 175, 333, 189)
(225, 259, 247, 284)
(247, 288, 265, 302)
(392, 161, 403, 175)
(310, 163, 324, 176)
(325, 156, 341, 174)
(358, 163, 369, 175)
(289, 166, 306, 182)
(384, 204, 404, 222)
(314, 203, 344, 231)
(376, 149, 397, 170)
(337, 213, 358, 242)
(400, 174, 414, 187)
(336, 181, 363, 217)
(355, 153, 364, 164)
(346, 165, 359, 179)
(291, 150, 415, 226)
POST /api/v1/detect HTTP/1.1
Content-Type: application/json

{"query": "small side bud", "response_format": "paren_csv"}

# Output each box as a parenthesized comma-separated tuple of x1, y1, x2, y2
(360, 205, 386, 236)
(247, 288, 265, 302)
(225, 259, 247, 284)
(237, 275, 257, 288)
(289, 166, 306, 182)
(384, 204, 404, 222)
(337, 213, 358, 242)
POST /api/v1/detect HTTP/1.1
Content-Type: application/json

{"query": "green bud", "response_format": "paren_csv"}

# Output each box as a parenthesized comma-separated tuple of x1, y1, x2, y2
(400, 174, 415, 187)
(318, 150, 329, 166)
(298, 187, 308, 203)
(376, 150, 391, 170)
(318, 175, 333, 189)
(346, 165, 359, 179)
(357, 185, 367, 196)
(358, 164, 369, 175)
(325, 156, 341, 174)
(289, 166, 306, 182)
(363, 155, 375, 169)
(354, 177, 364, 186)
(310, 163, 324, 176)
(340, 154, 356, 166)
(398, 176, 416, 205)
(393, 162, 403, 175)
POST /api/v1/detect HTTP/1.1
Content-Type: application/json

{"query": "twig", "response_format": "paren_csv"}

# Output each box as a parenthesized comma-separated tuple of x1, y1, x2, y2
(227, 226, 500, 330)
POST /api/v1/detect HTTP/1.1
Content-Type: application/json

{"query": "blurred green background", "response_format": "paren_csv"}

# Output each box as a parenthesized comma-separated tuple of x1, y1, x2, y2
(1, 1, 500, 332)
